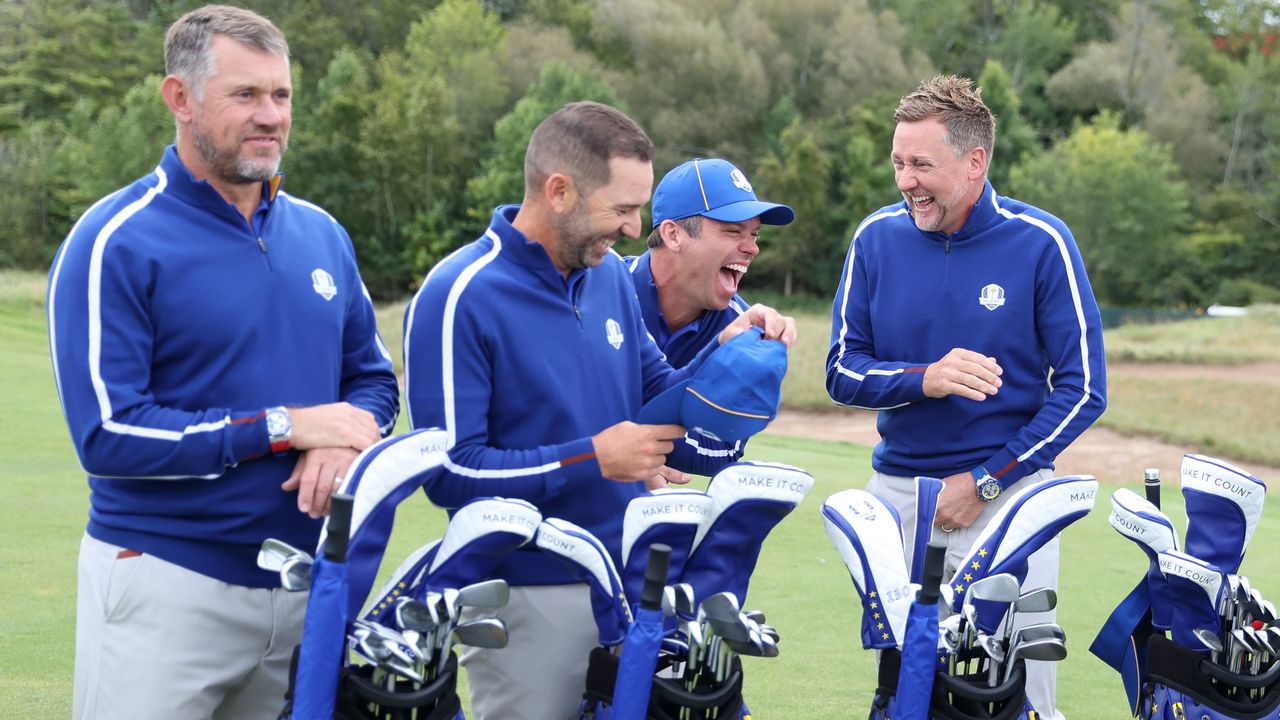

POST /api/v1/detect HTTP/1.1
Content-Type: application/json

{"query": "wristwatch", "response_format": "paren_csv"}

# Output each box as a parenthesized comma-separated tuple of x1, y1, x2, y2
(972, 466, 1001, 502)
(265, 406, 292, 455)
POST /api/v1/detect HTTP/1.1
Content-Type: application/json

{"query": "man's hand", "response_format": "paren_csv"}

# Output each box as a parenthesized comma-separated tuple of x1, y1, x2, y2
(717, 304, 797, 347)
(923, 348, 1003, 401)
(282, 447, 360, 518)
(646, 465, 693, 491)
(934, 471, 986, 532)
(290, 402, 381, 451)
(593, 422, 686, 483)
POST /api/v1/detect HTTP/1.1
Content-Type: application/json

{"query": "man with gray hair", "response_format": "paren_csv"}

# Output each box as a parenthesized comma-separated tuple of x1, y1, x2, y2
(49, 5, 399, 718)
(826, 75, 1106, 719)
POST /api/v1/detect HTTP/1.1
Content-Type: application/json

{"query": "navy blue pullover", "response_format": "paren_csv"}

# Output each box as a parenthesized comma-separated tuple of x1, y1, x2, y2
(48, 146, 400, 587)
(404, 207, 715, 585)
(827, 182, 1106, 487)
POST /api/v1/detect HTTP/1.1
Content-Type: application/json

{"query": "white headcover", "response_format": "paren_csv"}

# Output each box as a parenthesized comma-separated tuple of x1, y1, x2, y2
(428, 497, 541, 575)
(1181, 454, 1266, 573)
(692, 461, 814, 549)
(821, 489, 913, 648)
(1109, 488, 1180, 554)
(622, 489, 714, 565)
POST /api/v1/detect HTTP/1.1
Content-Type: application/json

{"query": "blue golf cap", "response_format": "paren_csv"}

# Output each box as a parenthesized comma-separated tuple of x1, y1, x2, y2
(637, 327, 787, 442)
(651, 158, 795, 227)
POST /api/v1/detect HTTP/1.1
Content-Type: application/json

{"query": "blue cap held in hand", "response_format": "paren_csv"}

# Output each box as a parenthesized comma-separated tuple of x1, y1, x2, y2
(637, 327, 787, 442)
(651, 158, 794, 227)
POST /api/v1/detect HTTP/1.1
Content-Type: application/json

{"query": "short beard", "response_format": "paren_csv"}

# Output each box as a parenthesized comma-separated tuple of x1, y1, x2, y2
(556, 203, 612, 270)
(191, 116, 282, 185)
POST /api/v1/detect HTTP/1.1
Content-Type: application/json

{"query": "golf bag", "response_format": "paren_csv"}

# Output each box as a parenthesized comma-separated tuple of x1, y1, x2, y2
(578, 647, 750, 720)
(280, 645, 465, 720)
(868, 649, 1038, 720)
(1140, 635, 1280, 720)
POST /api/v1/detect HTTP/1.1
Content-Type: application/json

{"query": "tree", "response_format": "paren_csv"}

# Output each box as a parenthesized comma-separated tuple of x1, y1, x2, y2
(1010, 113, 1192, 307)
(977, 60, 1036, 191)
(753, 120, 833, 296)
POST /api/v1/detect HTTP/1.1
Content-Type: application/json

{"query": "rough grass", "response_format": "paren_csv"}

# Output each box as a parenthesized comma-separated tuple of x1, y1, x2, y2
(1104, 305, 1280, 364)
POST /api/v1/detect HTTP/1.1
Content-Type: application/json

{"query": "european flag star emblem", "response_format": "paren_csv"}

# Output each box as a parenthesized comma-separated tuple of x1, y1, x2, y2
(978, 548, 989, 557)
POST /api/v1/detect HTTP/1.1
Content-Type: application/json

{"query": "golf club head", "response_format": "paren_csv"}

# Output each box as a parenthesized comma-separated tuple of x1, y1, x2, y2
(821, 488, 913, 649)
(360, 538, 441, 624)
(682, 462, 814, 606)
(456, 578, 510, 611)
(426, 496, 542, 591)
(1192, 627, 1224, 654)
(966, 573, 1021, 636)
(535, 517, 631, 647)
(1159, 550, 1225, 655)
(280, 554, 312, 592)
(452, 618, 509, 649)
(258, 538, 309, 573)
(1011, 622, 1066, 646)
(1016, 588, 1058, 614)
(394, 597, 437, 633)
(1017, 636, 1068, 663)
(621, 489, 713, 613)
(1181, 454, 1266, 575)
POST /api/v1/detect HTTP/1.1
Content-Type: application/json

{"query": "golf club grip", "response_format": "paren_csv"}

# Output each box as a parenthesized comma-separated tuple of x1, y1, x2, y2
(324, 493, 354, 562)
(918, 540, 947, 605)
(1144, 468, 1161, 510)
(640, 543, 671, 611)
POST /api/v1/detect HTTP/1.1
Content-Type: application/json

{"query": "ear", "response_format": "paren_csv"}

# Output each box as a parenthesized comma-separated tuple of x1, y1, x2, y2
(161, 74, 195, 125)
(543, 172, 578, 215)
(658, 220, 684, 251)
(967, 146, 988, 180)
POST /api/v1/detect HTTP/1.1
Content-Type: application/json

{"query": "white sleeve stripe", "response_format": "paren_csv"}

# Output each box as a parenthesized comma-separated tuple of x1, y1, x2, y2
(77, 167, 220, 442)
(440, 230, 503, 447)
(991, 197, 1096, 463)
(834, 208, 909, 365)
(443, 457, 562, 478)
(403, 244, 468, 430)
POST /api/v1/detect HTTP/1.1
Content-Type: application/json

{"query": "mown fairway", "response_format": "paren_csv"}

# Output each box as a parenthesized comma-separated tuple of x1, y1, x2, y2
(6, 273, 1279, 718)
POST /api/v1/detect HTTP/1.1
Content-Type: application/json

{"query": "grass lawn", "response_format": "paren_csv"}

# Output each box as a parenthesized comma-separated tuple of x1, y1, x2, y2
(5, 271, 1280, 718)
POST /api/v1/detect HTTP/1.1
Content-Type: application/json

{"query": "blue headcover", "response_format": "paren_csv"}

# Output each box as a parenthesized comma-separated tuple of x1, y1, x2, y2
(360, 539, 441, 626)
(425, 496, 541, 591)
(949, 475, 1097, 634)
(1108, 488, 1180, 630)
(319, 429, 451, 618)
(621, 489, 713, 614)
(537, 518, 632, 647)
(1181, 454, 1266, 575)
(681, 461, 813, 605)
(821, 489, 913, 649)
(1158, 550, 1224, 654)
(910, 477, 944, 585)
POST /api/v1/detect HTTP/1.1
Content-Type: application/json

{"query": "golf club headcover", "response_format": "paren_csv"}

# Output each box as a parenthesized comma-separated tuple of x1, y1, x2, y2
(621, 489, 713, 614)
(1158, 550, 1224, 654)
(821, 489, 913, 649)
(1109, 488, 1180, 630)
(910, 477, 944, 585)
(1181, 454, 1266, 575)
(950, 475, 1097, 634)
(536, 518, 632, 647)
(361, 539, 442, 625)
(319, 428, 451, 618)
(425, 496, 542, 591)
(681, 462, 814, 605)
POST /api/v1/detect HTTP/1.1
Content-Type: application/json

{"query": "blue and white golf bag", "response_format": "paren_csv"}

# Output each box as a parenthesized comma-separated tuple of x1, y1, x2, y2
(578, 647, 752, 720)
(1141, 635, 1280, 720)
(868, 648, 1039, 720)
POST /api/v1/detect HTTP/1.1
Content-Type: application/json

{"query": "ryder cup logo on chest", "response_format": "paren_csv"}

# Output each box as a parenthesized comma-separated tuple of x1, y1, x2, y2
(978, 283, 1005, 311)
(311, 268, 337, 301)
(605, 318, 625, 350)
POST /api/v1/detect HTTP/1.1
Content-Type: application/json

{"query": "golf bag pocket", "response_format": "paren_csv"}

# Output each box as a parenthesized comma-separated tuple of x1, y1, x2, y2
(870, 648, 1037, 720)
(580, 646, 748, 720)
(279, 646, 464, 720)
(1143, 635, 1280, 720)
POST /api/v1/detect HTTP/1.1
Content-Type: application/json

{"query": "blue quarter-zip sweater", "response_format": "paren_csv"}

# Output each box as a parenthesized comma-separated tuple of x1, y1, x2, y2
(404, 206, 715, 586)
(48, 146, 400, 587)
(826, 181, 1106, 487)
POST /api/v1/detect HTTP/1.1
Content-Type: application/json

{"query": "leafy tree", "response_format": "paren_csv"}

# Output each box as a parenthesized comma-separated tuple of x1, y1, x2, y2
(1010, 113, 1192, 307)
(0, 121, 66, 267)
(753, 120, 833, 296)
(977, 60, 1036, 191)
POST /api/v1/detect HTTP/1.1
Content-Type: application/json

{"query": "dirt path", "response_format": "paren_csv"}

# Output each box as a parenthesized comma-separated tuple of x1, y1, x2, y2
(763, 408, 1280, 487)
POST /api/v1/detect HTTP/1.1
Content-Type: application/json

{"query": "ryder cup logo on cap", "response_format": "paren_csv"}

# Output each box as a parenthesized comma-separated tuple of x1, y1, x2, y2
(651, 158, 796, 227)
(635, 327, 786, 441)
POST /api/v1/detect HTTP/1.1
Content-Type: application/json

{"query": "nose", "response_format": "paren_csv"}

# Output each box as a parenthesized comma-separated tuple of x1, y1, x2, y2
(742, 234, 760, 258)
(254, 95, 285, 127)
(896, 167, 916, 193)
(621, 208, 643, 239)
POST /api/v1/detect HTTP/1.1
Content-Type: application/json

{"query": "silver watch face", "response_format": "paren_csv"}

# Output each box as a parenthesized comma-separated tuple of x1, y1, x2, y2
(267, 409, 290, 437)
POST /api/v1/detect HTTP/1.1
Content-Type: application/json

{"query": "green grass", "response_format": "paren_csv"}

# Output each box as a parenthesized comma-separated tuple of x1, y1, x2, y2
(6, 268, 1280, 718)
(1105, 304, 1280, 364)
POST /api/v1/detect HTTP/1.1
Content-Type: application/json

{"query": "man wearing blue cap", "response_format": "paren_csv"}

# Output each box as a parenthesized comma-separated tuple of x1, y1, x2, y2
(624, 158, 794, 480)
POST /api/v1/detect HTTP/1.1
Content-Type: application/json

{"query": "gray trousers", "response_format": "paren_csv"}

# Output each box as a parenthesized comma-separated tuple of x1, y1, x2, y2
(460, 583, 599, 720)
(868, 469, 1065, 720)
(74, 533, 307, 720)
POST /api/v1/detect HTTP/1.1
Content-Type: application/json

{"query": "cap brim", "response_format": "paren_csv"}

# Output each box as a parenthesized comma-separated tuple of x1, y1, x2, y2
(636, 380, 691, 426)
(703, 200, 795, 226)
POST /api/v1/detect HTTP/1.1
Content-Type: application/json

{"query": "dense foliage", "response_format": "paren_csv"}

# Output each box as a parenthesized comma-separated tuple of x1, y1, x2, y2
(5, 0, 1280, 306)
